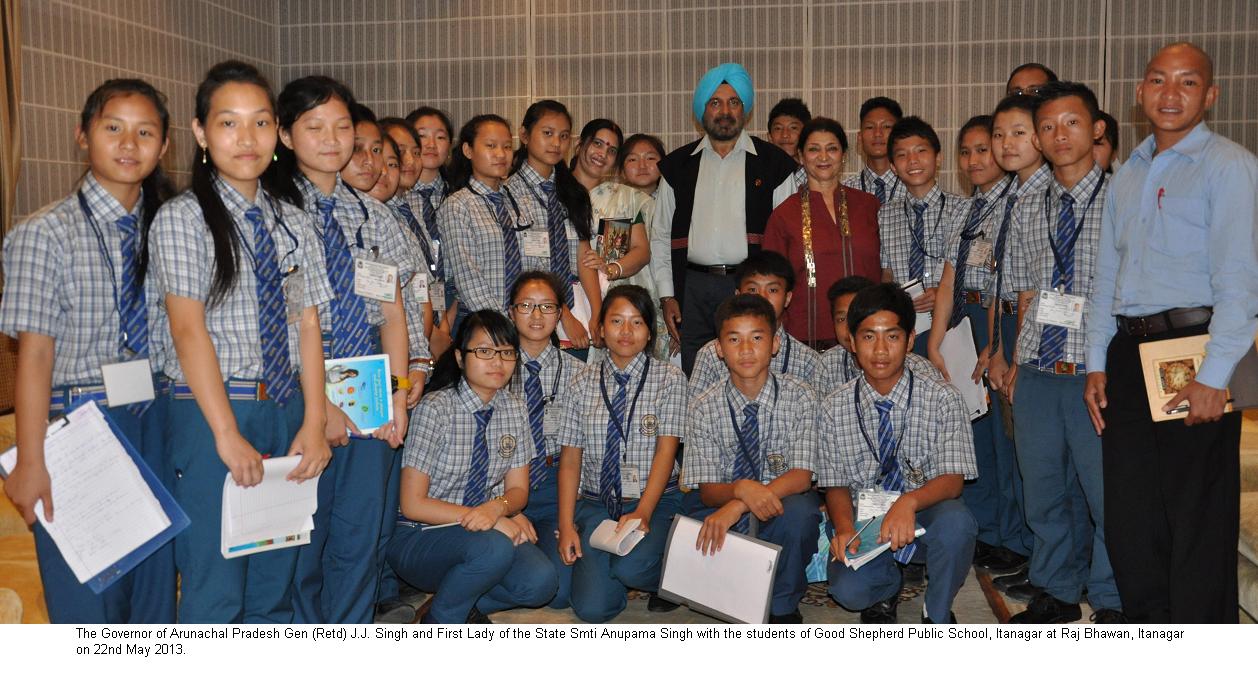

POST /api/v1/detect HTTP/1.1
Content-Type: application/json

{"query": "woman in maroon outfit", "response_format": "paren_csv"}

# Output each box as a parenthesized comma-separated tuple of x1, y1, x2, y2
(764, 117, 881, 349)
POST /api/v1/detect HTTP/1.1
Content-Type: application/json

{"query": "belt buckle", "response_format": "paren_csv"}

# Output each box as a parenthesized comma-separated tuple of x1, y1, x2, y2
(257, 381, 268, 401)
(1130, 316, 1150, 335)
(1054, 361, 1076, 376)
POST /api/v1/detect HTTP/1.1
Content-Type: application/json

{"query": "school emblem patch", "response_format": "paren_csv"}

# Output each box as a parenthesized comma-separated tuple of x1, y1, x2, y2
(640, 414, 659, 436)
(766, 453, 788, 475)
(499, 434, 517, 458)
(906, 466, 926, 485)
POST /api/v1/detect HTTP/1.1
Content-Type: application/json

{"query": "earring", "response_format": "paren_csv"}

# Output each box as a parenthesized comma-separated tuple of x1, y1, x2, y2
(273, 152, 278, 162)
(201, 147, 208, 164)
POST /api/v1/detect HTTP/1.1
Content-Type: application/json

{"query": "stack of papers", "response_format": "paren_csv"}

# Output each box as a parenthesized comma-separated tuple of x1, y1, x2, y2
(939, 316, 990, 420)
(220, 456, 318, 559)
(588, 518, 644, 556)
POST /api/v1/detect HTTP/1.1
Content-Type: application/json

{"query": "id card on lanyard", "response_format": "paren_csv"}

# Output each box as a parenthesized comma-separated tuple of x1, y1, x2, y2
(1033, 176, 1103, 330)
(600, 359, 651, 500)
(78, 192, 154, 407)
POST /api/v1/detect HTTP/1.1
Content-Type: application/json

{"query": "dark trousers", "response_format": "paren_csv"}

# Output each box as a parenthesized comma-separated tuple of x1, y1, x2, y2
(1101, 324, 1241, 623)
(679, 268, 737, 375)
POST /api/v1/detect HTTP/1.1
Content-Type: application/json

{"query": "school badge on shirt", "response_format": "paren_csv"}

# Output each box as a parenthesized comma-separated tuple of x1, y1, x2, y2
(640, 414, 659, 437)
(499, 434, 517, 458)
(766, 453, 788, 475)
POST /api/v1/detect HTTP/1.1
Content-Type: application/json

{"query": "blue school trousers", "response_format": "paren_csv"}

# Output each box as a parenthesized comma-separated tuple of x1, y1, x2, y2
(521, 462, 573, 609)
(292, 434, 392, 623)
(387, 522, 558, 623)
(683, 489, 822, 616)
(375, 447, 404, 604)
(827, 498, 976, 622)
(569, 491, 683, 623)
(34, 395, 176, 624)
(167, 390, 306, 623)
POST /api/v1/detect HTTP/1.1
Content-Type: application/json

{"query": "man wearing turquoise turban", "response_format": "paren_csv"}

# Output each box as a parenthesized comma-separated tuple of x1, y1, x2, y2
(650, 63, 801, 373)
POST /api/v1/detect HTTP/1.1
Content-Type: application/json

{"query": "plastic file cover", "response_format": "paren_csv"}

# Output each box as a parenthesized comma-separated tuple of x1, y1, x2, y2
(658, 515, 781, 624)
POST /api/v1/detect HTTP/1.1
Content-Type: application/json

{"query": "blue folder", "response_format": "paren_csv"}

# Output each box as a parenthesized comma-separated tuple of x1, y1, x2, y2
(0, 399, 190, 594)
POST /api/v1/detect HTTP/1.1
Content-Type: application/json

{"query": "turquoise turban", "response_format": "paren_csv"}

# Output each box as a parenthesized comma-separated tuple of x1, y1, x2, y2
(692, 63, 754, 123)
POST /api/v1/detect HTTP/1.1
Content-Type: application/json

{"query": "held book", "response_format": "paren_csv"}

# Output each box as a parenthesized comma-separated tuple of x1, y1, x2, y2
(1138, 334, 1258, 422)
(325, 353, 393, 435)
(220, 455, 318, 559)
(0, 400, 189, 593)
(588, 518, 645, 556)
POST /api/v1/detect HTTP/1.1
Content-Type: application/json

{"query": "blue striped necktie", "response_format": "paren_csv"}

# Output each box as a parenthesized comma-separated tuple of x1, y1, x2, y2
(874, 177, 887, 205)
(464, 407, 494, 506)
(484, 191, 522, 308)
(909, 202, 927, 280)
(396, 200, 436, 272)
(991, 195, 1018, 352)
(950, 197, 986, 328)
(538, 180, 576, 307)
(523, 359, 549, 489)
(732, 402, 762, 481)
(319, 198, 372, 358)
(247, 206, 297, 405)
(1038, 192, 1076, 368)
(116, 214, 151, 415)
(600, 371, 630, 520)
(417, 187, 444, 278)
(874, 399, 916, 564)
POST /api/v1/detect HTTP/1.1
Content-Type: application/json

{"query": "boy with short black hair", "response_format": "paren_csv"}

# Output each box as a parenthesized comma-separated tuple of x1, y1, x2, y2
(1094, 110, 1119, 173)
(816, 276, 942, 396)
(878, 116, 969, 356)
(1004, 80, 1124, 623)
(819, 283, 978, 623)
(689, 250, 820, 394)
(843, 97, 904, 204)
(683, 293, 822, 624)
(767, 97, 812, 163)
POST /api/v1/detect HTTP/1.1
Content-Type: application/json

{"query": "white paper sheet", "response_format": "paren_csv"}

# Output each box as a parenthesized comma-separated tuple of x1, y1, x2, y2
(658, 515, 780, 624)
(902, 279, 933, 335)
(556, 282, 593, 347)
(939, 316, 990, 420)
(220, 455, 318, 559)
(17, 403, 171, 583)
(588, 518, 644, 556)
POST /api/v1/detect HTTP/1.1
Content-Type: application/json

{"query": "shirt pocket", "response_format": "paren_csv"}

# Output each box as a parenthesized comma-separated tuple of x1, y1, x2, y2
(1149, 197, 1208, 257)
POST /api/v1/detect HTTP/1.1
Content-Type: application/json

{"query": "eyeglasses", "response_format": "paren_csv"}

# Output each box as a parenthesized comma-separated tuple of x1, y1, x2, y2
(511, 302, 560, 315)
(466, 347, 519, 361)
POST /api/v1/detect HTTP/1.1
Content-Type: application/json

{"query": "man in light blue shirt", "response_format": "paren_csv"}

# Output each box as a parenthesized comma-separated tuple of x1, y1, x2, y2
(1083, 42, 1258, 623)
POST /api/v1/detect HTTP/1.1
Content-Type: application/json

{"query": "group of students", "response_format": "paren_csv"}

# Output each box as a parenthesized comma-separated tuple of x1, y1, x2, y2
(2, 40, 1251, 627)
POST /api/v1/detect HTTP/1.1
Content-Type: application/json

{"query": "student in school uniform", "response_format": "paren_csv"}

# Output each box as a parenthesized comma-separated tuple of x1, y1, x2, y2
(819, 283, 978, 624)
(1003, 81, 1124, 623)
(556, 285, 688, 622)
(148, 61, 334, 623)
(388, 310, 559, 624)
(618, 133, 665, 199)
(506, 101, 603, 356)
(842, 97, 905, 206)
(683, 293, 822, 624)
(0, 79, 178, 624)
(267, 75, 413, 625)
(876, 116, 969, 356)
(766, 97, 811, 164)
(815, 277, 945, 397)
(925, 115, 1030, 579)
(439, 115, 552, 332)
(688, 250, 821, 394)
(1085, 43, 1258, 623)
(403, 107, 458, 356)
(507, 271, 587, 609)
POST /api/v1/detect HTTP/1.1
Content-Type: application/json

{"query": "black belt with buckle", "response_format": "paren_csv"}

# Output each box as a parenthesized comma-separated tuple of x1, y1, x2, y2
(686, 262, 740, 276)
(1116, 307, 1212, 337)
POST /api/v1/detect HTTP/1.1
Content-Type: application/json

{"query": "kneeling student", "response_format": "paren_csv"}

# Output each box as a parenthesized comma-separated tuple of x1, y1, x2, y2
(683, 294, 822, 624)
(820, 283, 977, 623)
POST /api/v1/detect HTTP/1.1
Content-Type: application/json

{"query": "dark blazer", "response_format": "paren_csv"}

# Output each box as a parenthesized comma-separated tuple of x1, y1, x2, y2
(657, 135, 797, 309)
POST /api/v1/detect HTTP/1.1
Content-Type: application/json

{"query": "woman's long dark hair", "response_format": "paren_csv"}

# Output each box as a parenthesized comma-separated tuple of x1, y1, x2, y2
(571, 118, 624, 178)
(510, 100, 592, 240)
(262, 75, 357, 210)
(80, 78, 177, 289)
(425, 309, 520, 396)
(447, 114, 511, 192)
(191, 61, 276, 307)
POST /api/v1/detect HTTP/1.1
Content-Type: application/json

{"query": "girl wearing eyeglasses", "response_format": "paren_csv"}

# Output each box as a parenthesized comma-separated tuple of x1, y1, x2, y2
(506, 271, 587, 609)
(387, 310, 558, 623)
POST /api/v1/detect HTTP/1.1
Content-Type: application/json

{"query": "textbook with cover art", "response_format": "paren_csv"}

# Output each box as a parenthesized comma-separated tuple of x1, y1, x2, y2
(324, 353, 393, 434)
(1138, 334, 1258, 422)
(842, 513, 926, 571)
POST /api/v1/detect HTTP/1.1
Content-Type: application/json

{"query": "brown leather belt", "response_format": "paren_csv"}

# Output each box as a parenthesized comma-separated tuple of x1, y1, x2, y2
(1116, 307, 1212, 337)
(963, 290, 990, 305)
(1000, 299, 1018, 314)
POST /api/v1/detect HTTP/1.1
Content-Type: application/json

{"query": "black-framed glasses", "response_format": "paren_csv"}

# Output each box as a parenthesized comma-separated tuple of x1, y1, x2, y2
(467, 347, 519, 361)
(511, 301, 560, 315)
